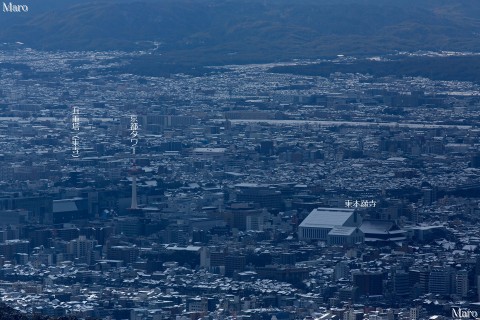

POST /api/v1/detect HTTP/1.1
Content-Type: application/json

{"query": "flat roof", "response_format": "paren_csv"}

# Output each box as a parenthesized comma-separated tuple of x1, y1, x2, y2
(53, 200, 78, 213)
(192, 148, 226, 153)
(328, 226, 357, 236)
(299, 207, 354, 229)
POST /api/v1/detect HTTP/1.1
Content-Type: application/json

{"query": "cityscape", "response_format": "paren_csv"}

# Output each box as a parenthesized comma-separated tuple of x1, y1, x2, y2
(1, 1, 480, 320)
(0, 47, 479, 319)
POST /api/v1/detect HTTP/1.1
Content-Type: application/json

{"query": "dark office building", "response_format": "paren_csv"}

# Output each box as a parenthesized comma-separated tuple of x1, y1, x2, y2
(410, 269, 429, 295)
(429, 267, 452, 296)
(107, 246, 139, 265)
(56, 228, 80, 241)
(52, 198, 89, 224)
(256, 266, 310, 284)
(260, 140, 274, 156)
(0, 240, 30, 260)
(235, 184, 283, 210)
(353, 271, 386, 296)
(210, 251, 226, 267)
(223, 202, 262, 231)
(279, 252, 296, 266)
(393, 270, 410, 296)
(225, 255, 246, 277)
(30, 229, 52, 248)
(0, 195, 52, 224)
(422, 187, 437, 206)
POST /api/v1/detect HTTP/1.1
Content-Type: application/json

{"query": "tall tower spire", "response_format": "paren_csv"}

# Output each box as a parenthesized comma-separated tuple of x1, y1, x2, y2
(129, 162, 141, 210)
(128, 114, 140, 211)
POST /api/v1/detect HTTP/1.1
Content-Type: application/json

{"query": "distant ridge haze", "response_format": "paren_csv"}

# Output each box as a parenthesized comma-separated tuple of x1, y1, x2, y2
(1, 0, 480, 64)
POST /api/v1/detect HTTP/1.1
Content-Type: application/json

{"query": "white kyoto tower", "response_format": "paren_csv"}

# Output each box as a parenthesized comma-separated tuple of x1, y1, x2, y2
(129, 114, 140, 211)
(129, 163, 141, 210)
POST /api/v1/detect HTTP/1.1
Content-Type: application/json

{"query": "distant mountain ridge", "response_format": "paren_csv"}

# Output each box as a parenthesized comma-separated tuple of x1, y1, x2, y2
(2, 0, 480, 64)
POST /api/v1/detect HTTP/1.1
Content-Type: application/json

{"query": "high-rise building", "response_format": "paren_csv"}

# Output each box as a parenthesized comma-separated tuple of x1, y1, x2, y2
(260, 140, 274, 156)
(410, 269, 429, 295)
(470, 153, 480, 168)
(334, 261, 351, 281)
(429, 267, 451, 296)
(107, 245, 139, 265)
(223, 202, 262, 231)
(225, 255, 246, 277)
(410, 307, 419, 320)
(0, 239, 29, 260)
(394, 270, 410, 297)
(0, 195, 52, 224)
(235, 184, 283, 210)
(67, 235, 97, 260)
(352, 270, 385, 296)
(422, 187, 437, 206)
(455, 269, 469, 297)
(477, 275, 480, 301)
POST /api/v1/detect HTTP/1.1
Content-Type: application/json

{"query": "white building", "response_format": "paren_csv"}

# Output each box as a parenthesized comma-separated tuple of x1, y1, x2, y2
(410, 307, 419, 320)
(298, 207, 361, 241)
(67, 235, 97, 259)
(191, 147, 226, 159)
